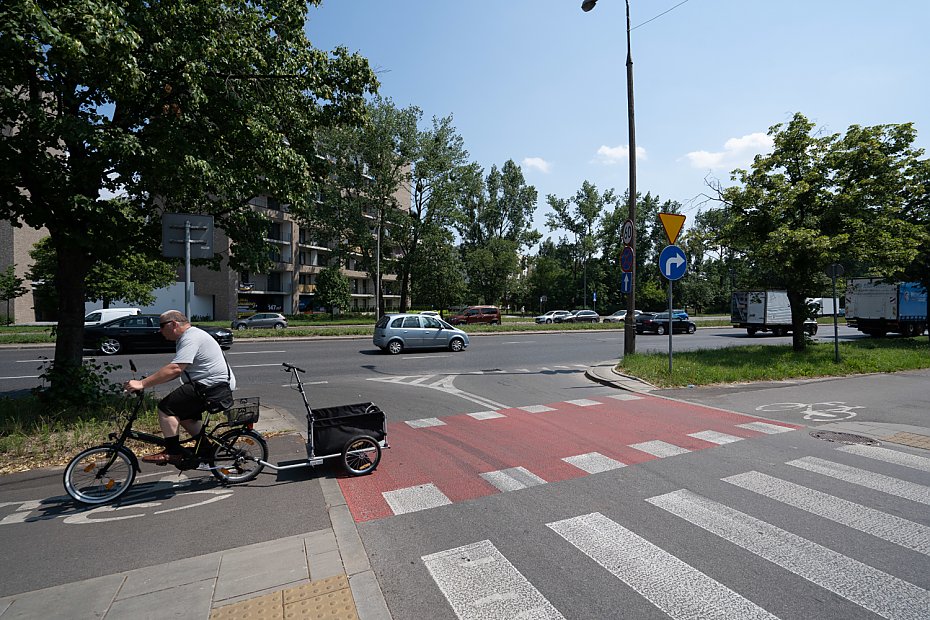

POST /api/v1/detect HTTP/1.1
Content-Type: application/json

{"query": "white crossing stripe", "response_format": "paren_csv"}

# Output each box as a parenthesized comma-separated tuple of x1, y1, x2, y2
(838, 444, 930, 473)
(562, 452, 626, 474)
(605, 393, 643, 401)
(647, 489, 930, 620)
(788, 457, 930, 505)
(629, 440, 691, 458)
(408, 374, 437, 385)
(724, 471, 930, 556)
(564, 399, 600, 407)
(422, 540, 565, 620)
(689, 430, 744, 445)
(736, 422, 795, 434)
(405, 417, 446, 429)
(468, 410, 506, 421)
(547, 512, 778, 620)
(519, 405, 555, 414)
(480, 467, 547, 492)
(382, 483, 451, 515)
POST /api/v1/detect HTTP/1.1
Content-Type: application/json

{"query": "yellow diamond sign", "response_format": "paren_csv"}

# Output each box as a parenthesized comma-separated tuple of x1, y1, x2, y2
(658, 212, 686, 245)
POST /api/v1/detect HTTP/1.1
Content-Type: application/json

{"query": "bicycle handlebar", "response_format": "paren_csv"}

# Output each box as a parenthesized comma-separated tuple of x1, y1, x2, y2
(282, 362, 306, 374)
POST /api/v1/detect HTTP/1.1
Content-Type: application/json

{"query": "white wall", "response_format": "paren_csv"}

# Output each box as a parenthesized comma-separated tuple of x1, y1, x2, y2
(84, 282, 214, 319)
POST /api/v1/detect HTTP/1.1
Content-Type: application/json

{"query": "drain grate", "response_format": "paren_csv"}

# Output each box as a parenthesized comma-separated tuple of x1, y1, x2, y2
(809, 431, 880, 446)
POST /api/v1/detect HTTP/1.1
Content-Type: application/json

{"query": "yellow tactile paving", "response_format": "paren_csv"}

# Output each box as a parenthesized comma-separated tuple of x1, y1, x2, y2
(211, 574, 357, 620)
(886, 432, 930, 450)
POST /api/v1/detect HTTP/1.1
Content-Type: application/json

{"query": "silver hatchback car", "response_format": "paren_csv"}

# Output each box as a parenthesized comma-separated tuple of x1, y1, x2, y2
(373, 313, 469, 355)
(231, 312, 288, 330)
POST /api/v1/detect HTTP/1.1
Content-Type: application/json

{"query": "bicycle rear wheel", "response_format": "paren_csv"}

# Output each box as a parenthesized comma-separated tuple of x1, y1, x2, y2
(64, 445, 136, 505)
(210, 429, 268, 484)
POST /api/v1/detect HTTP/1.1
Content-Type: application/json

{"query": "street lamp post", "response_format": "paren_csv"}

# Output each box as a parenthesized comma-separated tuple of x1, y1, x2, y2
(582, 0, 637, 355)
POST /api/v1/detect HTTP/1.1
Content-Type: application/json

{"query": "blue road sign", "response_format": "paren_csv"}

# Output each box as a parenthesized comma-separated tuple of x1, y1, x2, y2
(621, 272, 632, 294)
(659, 245, 687, 281)
(620, 246, 634, 272)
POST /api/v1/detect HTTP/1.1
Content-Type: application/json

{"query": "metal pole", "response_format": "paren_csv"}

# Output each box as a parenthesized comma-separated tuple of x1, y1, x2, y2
(184, 220, 191, 318)
(376, 220, 381, 320)
(832, 273, 840, 363)
(623, 0, 638, 357)
(668, 280, 673, 373)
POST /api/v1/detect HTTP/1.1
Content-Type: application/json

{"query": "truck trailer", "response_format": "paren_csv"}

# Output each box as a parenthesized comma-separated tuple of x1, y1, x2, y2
(731, 290, 818, 337)
(845, 278, 927, 337)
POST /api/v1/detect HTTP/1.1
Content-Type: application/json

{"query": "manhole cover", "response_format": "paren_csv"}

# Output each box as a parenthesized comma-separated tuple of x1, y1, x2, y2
(809, 431, 880, 446)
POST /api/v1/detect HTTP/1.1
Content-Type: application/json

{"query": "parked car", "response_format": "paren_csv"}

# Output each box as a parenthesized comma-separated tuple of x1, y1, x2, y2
(230, 312, 288, 330)
(84, 308, 141, 327)
(84, 315, 233, 355)
(635, 312, 697, 335)
(535, 310, 572, 324)
(558, 309, 601, 323)
(447, 305, 501, 326)
(373, 313, 469, 354)
(602, 309, 643, 323)
(419, 310, 440, 317)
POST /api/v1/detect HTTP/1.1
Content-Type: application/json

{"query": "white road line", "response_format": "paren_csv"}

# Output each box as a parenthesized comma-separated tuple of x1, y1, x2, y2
(838, 444, 930, 473)
(225, 350, 286, 355)
(480, 467, 547, 492)
(383, 483, 451, 515)
(562, 453, 626, 474)
(468, 411, 506, 421)
(689, 430, 744, 445)
(422, 540, 564, 620)
(564, 399, 600, 407)
(518, 405, 555, 414)
(629, 440, 691, 458)
(648, 489, 930, 620)
(605, 393, 643, 401)
(0, 375, 40, 380)
(404, 355, 451, 359)
(408, 375, 437, 385)
(724, 471, 930, 555)
(736, 422, 795, 434)
(232, 363, 289, 368)
(548, 512, 778, 620)
(787, 457, 930, 505)
(405, 417, 446, 429)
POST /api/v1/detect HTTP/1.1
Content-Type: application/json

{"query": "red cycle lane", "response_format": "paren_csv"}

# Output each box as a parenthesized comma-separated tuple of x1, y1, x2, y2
(338, 394, 800, 523)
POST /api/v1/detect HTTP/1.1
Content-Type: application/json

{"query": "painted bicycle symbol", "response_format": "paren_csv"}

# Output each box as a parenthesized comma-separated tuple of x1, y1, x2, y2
(755, 401, 863, 421)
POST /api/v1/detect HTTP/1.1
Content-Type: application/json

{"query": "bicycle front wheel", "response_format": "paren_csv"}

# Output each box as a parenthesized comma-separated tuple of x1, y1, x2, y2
(210, 429, 268, 484)
(64, 445, 136, 505)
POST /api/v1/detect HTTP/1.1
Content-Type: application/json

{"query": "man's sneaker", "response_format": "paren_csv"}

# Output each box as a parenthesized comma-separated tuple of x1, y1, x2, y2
(195, 462, 213, 472)
(141, 451, 184, 465)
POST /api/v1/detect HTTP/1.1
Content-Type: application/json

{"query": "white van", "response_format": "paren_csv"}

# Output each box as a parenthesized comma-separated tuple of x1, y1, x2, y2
(84, 308, 141, 326)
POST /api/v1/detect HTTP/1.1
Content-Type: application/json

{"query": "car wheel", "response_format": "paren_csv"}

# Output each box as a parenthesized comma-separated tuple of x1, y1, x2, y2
(449, 338, 464, 352)
(490, 320, 499, 325)
(235, 324, 246, 331)
(387, 340, 403, 355)
(546, 319, 552, 324)
(656, 325, 666, 335)
(687, 324, 696, 334)
(99, 338, 122, 355)
(806, 324, 818, 336)
(273, 323, 284, 330)
(747, 327, 757, 336)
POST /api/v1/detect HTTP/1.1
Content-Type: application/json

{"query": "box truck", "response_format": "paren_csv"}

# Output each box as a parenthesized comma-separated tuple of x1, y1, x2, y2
(845, 278, 927, 337)
(731, 290, 818, 336)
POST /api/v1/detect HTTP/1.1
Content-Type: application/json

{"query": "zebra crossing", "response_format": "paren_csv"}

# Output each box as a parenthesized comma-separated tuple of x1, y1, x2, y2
(419, 444, 930, 620)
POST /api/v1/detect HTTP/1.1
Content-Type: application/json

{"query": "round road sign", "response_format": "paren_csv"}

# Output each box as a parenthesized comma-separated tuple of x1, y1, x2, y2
(622, 219, 634, 246)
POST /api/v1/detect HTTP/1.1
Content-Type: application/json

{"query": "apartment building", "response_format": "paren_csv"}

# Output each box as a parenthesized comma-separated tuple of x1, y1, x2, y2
(0, 219, 49, 323)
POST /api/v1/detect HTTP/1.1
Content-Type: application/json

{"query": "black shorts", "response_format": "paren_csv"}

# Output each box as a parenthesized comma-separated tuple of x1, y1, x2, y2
(158, 383, 204, 421)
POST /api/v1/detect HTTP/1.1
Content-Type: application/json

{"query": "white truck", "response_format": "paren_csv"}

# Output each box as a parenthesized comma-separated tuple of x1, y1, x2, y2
(845, 278, 927, 337)
(731, 290, 818, 337)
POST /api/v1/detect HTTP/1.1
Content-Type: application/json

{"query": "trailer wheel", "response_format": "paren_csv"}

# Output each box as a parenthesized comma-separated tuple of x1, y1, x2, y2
(747, 327, 757, 336)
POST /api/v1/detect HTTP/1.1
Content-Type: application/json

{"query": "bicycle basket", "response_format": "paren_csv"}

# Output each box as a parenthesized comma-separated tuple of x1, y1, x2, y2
(225, 397, 260, 425)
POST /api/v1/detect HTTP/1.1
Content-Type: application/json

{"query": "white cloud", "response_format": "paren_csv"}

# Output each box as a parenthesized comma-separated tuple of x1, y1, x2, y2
(593, 144, 647, 165)
(522, 157, 552, 174)
(685, 132, 773, 171)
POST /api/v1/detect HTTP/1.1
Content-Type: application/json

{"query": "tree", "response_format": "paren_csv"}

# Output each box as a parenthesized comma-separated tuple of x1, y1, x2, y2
(315, 265, 351, 317)
(409, 228, 467, 312)
(457, 160, 540, 304)
(1, 1, 377, 387)
(0, 265, 28, 324)
(711, 113, 926, 350)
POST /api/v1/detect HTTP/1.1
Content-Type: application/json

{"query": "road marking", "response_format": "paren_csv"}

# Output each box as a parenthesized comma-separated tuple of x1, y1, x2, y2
(422, 540, 564, 620)
(604, 393, 643, 401)
(382, 483, 451, 515)
(233, 363, 290, 368)
(648, 489, 930, 620)
(547, 512, 778, 620)
(787, 457, 930, 505)
(518, 405, 555, 414)
(562, 452, 626, 474)
(367, 374, 508, 410)
(736, 422, 795, 434)
(480, 467, 546, 492)
(724, 471, 930, 555)
(408, 375, 436, 385)
(0, 375, 40, 380)
(468, 411, 506, 420)
(225, 350, 286, 355)
(629, 440, 691, 458)
(689, 430, 744, 444)
(837, 444, 930, 473)
(404, 355, 450, 360)
(564, 399, 600, 407)
(405, 417, 446, 429)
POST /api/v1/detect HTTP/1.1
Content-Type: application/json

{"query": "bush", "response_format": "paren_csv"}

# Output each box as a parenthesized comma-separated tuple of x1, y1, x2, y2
(32, 357, 126, 413)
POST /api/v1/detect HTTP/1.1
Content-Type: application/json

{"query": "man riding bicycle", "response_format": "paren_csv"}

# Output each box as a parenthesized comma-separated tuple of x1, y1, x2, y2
(124, 310, 236, 465)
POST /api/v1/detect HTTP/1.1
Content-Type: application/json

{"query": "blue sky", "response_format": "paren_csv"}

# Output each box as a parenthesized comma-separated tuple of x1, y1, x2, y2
(305, 1, 929, 243)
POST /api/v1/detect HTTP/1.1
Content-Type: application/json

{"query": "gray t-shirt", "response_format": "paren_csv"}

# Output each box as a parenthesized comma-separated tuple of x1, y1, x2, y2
(172, 326, 236, 390)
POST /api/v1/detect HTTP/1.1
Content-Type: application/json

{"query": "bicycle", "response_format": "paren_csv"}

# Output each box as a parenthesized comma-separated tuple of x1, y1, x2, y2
(63, 361, 268, 505)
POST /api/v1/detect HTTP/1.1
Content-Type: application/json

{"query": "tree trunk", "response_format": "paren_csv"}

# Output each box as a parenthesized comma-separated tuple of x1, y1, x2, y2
(52, 241, 92, 375)
(787, 290, 807, 352)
